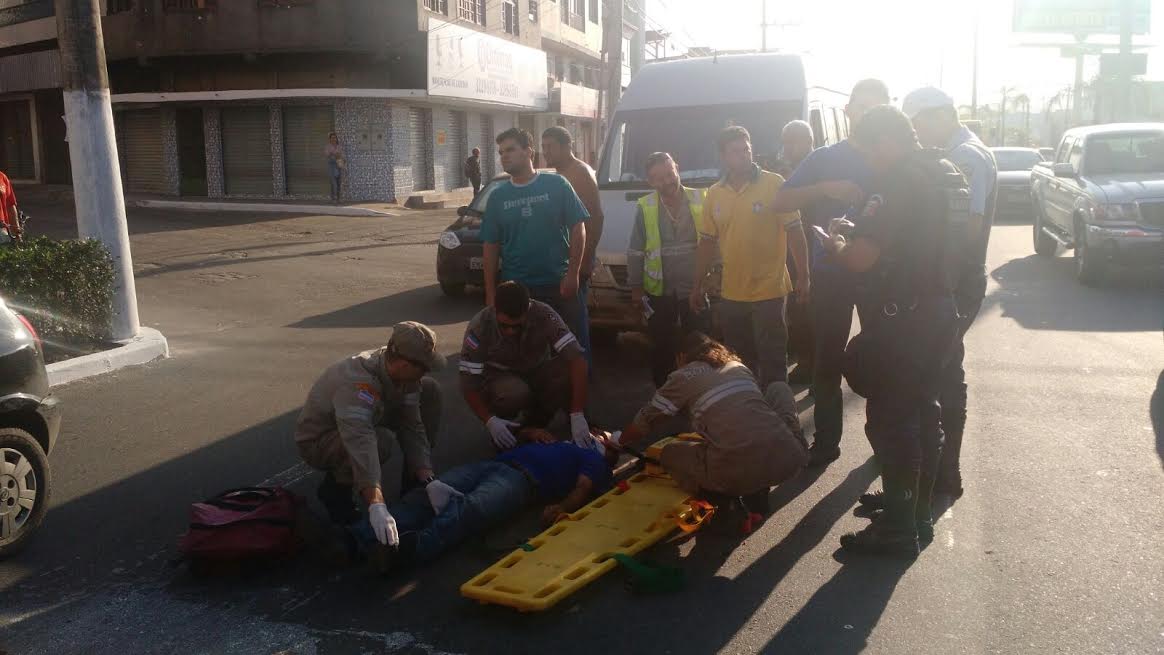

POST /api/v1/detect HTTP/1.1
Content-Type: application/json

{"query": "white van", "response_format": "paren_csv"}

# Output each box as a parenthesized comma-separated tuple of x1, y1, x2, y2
(588, 53, 849, 333)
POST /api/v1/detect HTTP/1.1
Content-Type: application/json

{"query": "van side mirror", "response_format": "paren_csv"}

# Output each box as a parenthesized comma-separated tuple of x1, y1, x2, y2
(457, 205, 482, 218)
(1052, 163, 1076, 178)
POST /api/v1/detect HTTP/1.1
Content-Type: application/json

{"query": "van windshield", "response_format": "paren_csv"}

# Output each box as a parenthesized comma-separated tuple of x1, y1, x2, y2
(598, 101, 804, 187)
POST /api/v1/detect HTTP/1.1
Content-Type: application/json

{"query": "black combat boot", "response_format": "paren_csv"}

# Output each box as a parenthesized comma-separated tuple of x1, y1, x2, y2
(858, 488, 887, 510)
(934, 427, 965, 499)
(914, 472, 937, 549)
(841, 471, 920, 559)
(317, 472, 360, 525)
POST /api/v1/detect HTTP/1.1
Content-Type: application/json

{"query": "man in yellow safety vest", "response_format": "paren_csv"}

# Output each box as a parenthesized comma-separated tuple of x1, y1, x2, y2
(627, 152, 710, 387)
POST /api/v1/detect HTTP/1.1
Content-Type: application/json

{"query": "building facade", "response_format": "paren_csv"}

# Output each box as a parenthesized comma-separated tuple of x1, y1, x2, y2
(0, 0, 617, 202)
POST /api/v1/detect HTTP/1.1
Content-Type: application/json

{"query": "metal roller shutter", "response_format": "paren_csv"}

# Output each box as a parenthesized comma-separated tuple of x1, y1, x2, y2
(447, 110, 466, 190)
(480, 114, 495, 180)
(221, 107, 273, 196)
(119, 109, 166, 195)
(409, 107, 432, 191)
(0, 100, 35, 181)
(283, 105, 334, 197)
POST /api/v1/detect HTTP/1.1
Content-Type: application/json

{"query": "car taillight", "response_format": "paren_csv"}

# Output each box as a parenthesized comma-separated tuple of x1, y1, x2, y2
(15, 313, 42, 352)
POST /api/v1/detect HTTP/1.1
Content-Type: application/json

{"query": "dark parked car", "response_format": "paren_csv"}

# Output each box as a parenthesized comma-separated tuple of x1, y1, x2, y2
(991, 147, 1046, 220)
(0, 296, 60, 557)
(435, 175, 508, 296)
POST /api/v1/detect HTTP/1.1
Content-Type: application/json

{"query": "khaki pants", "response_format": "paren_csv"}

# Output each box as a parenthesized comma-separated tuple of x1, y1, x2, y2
(660, 382, 808, 496)
(297, 376, 442, 486)
(482, 358, 571, 427)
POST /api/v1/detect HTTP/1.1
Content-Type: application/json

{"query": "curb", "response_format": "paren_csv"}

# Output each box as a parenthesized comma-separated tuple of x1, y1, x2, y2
(46, 327, 170, 387)
(131, 199, 397, 217)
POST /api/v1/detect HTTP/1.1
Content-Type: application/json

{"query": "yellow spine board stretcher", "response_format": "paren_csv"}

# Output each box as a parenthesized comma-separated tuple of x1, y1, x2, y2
(461, 435, 708, 612)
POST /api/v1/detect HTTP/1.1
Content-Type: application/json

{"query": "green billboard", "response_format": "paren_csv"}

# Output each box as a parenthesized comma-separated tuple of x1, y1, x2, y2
(1013, 0, 1151, 35)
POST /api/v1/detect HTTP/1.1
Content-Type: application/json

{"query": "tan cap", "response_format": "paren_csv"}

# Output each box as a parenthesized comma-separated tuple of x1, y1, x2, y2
(388, 321, 445, 371)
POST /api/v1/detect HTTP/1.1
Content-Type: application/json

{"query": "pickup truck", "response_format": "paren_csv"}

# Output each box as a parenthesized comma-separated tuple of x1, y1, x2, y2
(1031, 123, 1164, 284)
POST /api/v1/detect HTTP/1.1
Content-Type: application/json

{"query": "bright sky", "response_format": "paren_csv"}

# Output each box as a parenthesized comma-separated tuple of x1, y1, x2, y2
(645, 0, 1164, 112)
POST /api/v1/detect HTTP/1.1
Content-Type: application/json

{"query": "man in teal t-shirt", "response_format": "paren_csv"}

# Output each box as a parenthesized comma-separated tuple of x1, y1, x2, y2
(481, 127, 589, 347)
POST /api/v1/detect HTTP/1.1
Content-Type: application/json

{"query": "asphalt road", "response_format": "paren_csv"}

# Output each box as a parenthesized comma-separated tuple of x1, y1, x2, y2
(1, 204, 1161, 655)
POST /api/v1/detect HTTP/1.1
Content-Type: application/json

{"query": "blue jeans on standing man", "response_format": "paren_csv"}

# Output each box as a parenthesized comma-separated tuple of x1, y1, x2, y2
(527, 283, 592, 371)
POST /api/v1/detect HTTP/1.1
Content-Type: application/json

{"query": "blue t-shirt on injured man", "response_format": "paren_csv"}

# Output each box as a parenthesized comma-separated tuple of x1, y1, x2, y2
(496, 442, 611, 500)
(480, 173, 590, 288)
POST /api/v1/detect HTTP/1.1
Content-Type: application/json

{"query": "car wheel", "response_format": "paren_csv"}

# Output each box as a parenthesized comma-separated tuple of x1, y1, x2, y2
(0, 428, 51, 559)
(1033, 206, 1059, 257)
(1073, 219, 1106, 286)
(439, 281, 466, 297)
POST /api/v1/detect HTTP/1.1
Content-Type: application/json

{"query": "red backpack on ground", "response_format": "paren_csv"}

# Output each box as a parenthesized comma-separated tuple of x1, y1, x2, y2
(178, 487, 303, 562)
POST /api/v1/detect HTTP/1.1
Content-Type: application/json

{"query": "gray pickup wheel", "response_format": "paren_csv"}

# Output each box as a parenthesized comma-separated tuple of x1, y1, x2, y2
(1073, 218, 1106, 285)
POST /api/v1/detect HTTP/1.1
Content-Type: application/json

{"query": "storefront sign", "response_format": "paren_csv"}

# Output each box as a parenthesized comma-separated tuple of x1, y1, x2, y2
(558, 82, 600, 120)
(427, 18, 549, 109)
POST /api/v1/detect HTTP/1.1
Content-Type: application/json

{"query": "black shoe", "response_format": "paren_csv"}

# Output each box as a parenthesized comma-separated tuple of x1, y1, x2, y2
(840, 520, 920, 558)
(807, 443, 840, 468)
(317, 473, 359, 525)
(864, 509, 936, 549)
(858, 489, 887, 510)
(702, 495, 761, 538)
(369, 531, 418, 576)
(742, 489, 770, 515)
(933, 477, 964, 499)
(788, 365, 813, 386)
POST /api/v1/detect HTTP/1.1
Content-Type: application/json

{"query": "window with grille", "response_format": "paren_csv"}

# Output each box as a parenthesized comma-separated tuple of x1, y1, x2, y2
(458, 0, 484, 25)
(424, 0, 448, 13)
(564, 0, 584, 30)
(529, 0, 538, 22)
(588, 0, 597, 23)
(163, 0, 216, 10)
(502, 0, 518, 35)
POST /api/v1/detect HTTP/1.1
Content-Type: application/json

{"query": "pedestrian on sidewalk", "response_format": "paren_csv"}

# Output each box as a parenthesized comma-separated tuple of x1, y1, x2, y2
(692, 125, 810, 389)
(480, 128, 589, 356)
(294, 322, 447, 548)
(770, 78, 891, 468)
(459, 281, 593, 452)
(541, 126, 602, 370)
(0, 169, 23, 243)
(626, 152, 709, 387)
(465, 147, 482, 197)
(326, 132, 346, 204)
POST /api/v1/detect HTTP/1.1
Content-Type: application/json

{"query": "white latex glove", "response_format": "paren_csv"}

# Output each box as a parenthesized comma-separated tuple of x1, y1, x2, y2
(368, 502, 399, 546)
(486, 416, 520, 449)
(425, 479, 464, 514)
(570, 412, 591, 448)
(609, 430, 623, 447)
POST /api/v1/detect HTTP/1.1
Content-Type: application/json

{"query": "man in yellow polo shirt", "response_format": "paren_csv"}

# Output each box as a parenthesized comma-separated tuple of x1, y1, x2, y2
(691, 126, 810, 388)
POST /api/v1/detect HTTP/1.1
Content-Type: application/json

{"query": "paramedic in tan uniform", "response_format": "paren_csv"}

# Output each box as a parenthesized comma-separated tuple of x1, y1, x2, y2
(610, 332, 808, 512)
(296, 322, 453, 547)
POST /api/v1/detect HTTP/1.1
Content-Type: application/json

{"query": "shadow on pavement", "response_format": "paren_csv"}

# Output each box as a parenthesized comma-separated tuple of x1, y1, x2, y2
(289, 286, 483, 329)
(988, 255, 1163, 332)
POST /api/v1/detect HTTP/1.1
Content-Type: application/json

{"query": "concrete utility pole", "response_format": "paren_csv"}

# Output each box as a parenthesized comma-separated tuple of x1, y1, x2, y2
(1117, 0, 1134, 120)
(604, 0, 624, 127)
(761, 0, 767, 52)
(999, 88, 1007, 147)
(1070, 36, 1085, 127)
(970, 11, 979, 119)
(55, 0, 139, 340)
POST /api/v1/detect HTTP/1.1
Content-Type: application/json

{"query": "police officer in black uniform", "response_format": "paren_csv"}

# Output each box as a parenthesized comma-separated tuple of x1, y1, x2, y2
(820, 105, 965, 557)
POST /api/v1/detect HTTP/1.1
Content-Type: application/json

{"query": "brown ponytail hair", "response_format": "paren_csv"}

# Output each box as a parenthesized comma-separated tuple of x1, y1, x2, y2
(680, 332, 741, 369)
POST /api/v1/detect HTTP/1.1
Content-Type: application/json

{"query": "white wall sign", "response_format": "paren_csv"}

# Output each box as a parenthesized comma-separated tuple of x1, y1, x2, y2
(427, 18, 549, 110)
(559, 83, 600, 120)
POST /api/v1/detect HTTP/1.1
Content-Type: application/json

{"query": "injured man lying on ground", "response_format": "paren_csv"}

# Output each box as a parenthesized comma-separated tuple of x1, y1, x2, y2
(349, 431, 617, 572)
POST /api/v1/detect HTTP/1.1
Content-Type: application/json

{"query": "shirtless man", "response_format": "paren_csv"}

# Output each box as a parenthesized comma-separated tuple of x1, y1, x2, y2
(541, 126, 603, 365)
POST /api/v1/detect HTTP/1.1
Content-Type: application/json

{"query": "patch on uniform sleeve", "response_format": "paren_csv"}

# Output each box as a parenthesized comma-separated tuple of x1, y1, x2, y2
(355, 383, 379, 406)
(464, 333, 480, 350)
(861, 194, 884, 217)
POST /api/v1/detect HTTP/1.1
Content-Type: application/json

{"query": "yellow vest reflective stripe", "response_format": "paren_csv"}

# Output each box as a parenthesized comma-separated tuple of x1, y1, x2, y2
(637, 187, 704, 296)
